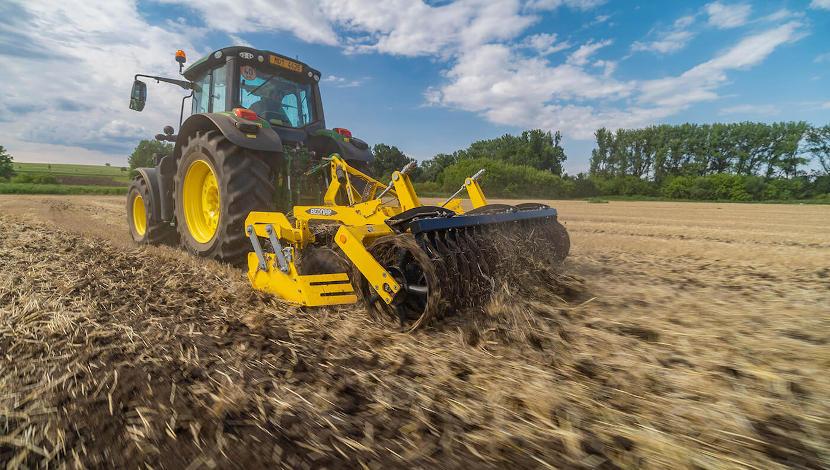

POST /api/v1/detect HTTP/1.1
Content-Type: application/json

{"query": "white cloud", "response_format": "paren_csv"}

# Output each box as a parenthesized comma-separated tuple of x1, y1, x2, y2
(427, 42, 637, 139)
(322, 74, 364, 88)
(159, 0, 339, 46)
(332, 0, 536, 57)
(169, 0, 539, 58)
(4, 141, 134, 166)
(525, 0, 606, 11)
(0, 0, 812, 166)
(761, 9, 798, 22)
(822, 101, 830, 109)
(632, 29, 696, 54)
(631, 15, 696, 54)
(228, 34, 253, 48)
(593, 14, 610, 24)
(428, 21, 805, 140)
(639, 22, 803, 108)
(815, 52, 830, 63)
(674, 15, 696, 29)
(520, 33, 571, 55)
(0, 0, 206, 164)
(567, 39, 612, 66)
(592, 59, 617, 77)
(719, 104, 780, 116)
(0, 0, 614, 164)
(705, 2, 752, 29)
(810, 0, 830, 10)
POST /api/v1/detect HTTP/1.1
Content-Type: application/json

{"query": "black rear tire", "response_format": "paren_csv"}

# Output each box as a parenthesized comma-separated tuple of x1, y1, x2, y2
(127, 177, 178, 245)
(174, 130, 277, 264)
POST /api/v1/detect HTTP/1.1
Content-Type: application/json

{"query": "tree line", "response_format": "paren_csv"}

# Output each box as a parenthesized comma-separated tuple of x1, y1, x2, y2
(383, 121, 830, 201)
(589, 122, 829, 181)
(369, 129, 567, 182)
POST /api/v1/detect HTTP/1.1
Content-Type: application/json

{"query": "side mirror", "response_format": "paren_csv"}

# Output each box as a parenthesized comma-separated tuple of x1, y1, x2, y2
(129, 79, 147, 111)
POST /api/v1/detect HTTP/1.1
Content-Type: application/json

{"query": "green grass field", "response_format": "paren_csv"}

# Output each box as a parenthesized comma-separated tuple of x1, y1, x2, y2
(0, 182, 127, 195)
(13, 162, 131, 183)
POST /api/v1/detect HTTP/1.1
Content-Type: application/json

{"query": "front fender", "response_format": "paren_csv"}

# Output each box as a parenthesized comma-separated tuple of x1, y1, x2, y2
(135, 167, 161, 220)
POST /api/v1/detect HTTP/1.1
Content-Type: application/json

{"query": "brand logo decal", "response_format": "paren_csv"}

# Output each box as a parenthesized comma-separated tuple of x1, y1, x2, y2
(306, 208, 337, 216)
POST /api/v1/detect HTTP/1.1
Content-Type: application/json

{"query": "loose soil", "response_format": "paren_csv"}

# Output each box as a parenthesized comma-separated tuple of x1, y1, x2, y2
(1, 195, 828, 468)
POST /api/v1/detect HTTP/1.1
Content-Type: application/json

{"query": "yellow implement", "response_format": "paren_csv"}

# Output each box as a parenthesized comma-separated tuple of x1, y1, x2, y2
(245, 155, 570, 330)
(245, 156, 430, 306)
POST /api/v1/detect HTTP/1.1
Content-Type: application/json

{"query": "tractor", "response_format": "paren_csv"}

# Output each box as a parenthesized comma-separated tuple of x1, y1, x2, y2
(128, 46, 570, 330)
(127, 46, 372, 263)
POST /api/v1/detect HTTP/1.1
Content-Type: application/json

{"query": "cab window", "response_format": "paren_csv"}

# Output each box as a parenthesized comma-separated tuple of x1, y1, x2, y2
(239, 64, 315, 127)
(192, 73, 210, 114)
(211, 64, 227, 112)
(191, 64, 228, 114)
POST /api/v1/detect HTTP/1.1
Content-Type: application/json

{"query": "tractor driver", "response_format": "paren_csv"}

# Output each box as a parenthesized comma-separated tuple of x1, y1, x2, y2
(250, 85, 292, 126)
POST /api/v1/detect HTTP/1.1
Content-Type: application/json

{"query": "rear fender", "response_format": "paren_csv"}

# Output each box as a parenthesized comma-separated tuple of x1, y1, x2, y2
(309, 131, 372, 164)
(174, 113, 284, 160)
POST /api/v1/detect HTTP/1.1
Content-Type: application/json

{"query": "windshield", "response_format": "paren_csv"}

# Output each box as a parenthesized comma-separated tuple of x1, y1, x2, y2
(239, 65, 315, 128)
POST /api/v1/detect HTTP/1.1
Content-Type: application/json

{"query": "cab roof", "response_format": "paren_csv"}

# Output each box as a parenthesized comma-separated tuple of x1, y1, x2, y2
(182, 46, 322, 81)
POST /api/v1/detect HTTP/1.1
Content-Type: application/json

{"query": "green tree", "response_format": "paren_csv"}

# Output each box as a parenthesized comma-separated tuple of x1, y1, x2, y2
(440, 158, 573, 199)
(461, 130, 567, 175)
(0, 145, 14, 180)
(370, 143, 414, 181)
(418, 152, 457, 182)
(805, 124, 830, 174)
(767, 121, 809, 178)
(128, 140, 173, 177)
(589, 127, 614, 176)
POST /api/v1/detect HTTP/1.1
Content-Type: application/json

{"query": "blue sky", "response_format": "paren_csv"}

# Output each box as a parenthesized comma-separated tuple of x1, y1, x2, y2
(0, 0, 828, 173)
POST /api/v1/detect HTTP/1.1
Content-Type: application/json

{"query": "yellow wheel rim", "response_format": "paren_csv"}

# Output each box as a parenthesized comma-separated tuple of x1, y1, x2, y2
(183, 159, 220, 243)
(132, 194, 147, 236)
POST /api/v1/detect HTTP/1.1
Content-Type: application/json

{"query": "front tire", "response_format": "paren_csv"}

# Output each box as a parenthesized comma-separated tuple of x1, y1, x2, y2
(127, 177, 177, 245)
(174, 130, 277, 264)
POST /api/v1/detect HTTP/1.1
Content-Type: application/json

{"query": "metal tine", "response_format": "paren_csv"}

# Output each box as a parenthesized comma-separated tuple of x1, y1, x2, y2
(418, 231, 449, 306)
(471, 225, 498, 275)
(453, 227, 487, 301)
(475, 223, 504, 301)
(451, 229, 478, 307)
(445, 229, 475, 306)
(438, 230, 466, 305)
(465, 228, 492, 301)
(431, 230, 461, 306)
(462, 228, 492, 289)
(416, 232, 435, 260)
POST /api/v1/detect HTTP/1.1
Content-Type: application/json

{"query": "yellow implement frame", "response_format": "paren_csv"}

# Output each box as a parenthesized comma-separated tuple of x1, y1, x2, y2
(246, 156, 488, 307)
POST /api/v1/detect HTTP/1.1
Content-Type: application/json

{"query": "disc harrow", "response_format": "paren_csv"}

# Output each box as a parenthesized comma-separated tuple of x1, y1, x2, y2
(355, 203, 571, 330)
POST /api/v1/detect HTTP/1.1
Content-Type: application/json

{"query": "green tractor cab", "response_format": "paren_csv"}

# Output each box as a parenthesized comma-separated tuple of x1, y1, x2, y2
(126, 46, 373, 263)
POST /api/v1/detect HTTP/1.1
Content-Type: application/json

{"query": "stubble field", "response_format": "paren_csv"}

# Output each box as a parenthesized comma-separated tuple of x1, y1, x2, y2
(1, 195, 828, 468)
